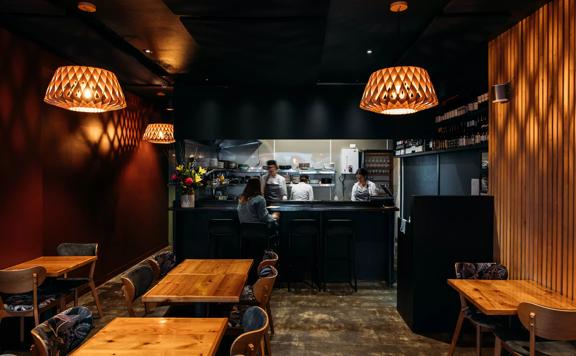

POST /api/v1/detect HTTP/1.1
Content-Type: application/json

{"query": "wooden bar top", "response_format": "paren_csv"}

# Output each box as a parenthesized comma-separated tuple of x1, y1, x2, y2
(70, 317, 227, 356)
(448, 279, 576, 315)
(5, 256, 96, 277)
(142, 259, 253, 304)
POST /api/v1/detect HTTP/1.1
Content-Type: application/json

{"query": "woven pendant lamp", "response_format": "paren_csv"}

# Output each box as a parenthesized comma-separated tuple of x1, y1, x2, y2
(142, 123, 175, 144)
(44, 66, 126, 113)
(359, 66, 438, 115)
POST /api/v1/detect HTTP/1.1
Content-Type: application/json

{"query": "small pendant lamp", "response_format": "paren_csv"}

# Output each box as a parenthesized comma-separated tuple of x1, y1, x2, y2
(359, 66, 438, 115)
(44, 65, 126, 113)
(142, 123, 176, 144)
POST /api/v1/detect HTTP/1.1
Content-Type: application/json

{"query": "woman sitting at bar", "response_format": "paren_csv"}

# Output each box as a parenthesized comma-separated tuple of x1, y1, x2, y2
(351, 167, 378, 201)
(238, 177, 280, 226)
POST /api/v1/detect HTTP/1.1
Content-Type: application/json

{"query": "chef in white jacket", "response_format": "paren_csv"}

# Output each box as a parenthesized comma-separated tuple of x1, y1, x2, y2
(290, 175, 314, 201)
(351, 168, 378, 201)
(261, 160, 288, 202)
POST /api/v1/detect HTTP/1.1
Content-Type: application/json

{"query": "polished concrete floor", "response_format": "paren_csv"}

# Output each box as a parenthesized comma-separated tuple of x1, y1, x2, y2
(3, 277, 484, 355)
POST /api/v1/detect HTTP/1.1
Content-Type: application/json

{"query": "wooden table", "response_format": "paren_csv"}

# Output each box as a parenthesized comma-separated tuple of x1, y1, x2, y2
(448, 279, 576, 315)
(5, 256, 97, 277)
(70, 317, 227, 356)
(142, 259, 253, 304)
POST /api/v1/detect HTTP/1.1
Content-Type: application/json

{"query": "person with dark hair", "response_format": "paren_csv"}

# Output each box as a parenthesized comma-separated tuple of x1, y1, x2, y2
(238, 177, 279, 224)
(351, 167, 378, 201)
(290, 175, 314, 201)
(261, 159, 287, 202)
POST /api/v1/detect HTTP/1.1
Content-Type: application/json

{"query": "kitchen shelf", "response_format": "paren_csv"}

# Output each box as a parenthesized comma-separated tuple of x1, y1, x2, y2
(396, 143, 488, 158)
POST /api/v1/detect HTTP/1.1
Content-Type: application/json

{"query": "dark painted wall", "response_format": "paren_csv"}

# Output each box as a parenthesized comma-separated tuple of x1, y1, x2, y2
(0, 28, 168, 283)
(174, 84, 436, 140)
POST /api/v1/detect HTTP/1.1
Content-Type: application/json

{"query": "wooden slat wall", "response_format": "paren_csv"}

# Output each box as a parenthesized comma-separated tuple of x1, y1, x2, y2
(489, 0, 576, 299)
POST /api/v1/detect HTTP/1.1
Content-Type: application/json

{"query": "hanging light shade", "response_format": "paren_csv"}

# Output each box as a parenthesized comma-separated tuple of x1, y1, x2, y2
(142, 123, 175, 144)
(359, 66, 438, 115)
(44, 66, 126, 113)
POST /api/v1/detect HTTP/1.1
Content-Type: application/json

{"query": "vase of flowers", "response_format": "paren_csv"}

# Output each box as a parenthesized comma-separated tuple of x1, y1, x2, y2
(171, 160, 207, 208)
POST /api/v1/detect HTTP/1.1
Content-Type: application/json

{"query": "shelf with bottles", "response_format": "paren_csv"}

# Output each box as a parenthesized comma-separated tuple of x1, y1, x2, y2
(434, 92, 489, 124)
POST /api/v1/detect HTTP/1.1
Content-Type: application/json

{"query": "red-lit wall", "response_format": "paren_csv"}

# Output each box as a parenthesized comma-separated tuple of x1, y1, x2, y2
(0, 28, 168, 283)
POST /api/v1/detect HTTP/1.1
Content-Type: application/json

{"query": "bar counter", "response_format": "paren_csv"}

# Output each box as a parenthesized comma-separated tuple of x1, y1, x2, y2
(173, 200, 398, 284)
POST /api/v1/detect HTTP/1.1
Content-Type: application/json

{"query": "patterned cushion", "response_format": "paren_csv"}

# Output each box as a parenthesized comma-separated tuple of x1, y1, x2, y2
(455, 262, 508, 280)
(57, 243, 97, 256)
(262, 249, 278, 261)
(258, 266, 273, 277)
(32, 306, 93, 355)
(154, 251, 176, 277)
(494, 327, 576, 356)
(239, 285, 258, 305)
(2, 292, 57, 312)
(123, 264, 155, 300)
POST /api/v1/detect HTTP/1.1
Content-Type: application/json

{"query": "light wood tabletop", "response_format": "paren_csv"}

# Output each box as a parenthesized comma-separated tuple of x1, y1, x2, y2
(170, 259, 253, 275)
(70, 317, 228, 356)
(448, 279, 576, 316)
(142, 259, 253, 304)
(5, 256, 97, 277)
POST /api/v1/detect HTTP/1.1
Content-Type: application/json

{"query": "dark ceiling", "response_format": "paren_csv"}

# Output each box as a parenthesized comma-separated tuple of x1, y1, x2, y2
(0, 0, 549, 103)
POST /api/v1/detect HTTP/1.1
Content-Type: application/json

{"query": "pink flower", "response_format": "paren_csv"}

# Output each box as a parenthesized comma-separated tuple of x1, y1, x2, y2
(184, 177, 194, 186)
(171, 174, 178, 181)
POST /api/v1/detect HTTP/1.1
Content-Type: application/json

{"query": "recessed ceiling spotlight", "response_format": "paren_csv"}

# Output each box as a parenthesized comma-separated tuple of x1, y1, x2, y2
(156, 92, 166, 97)
(205, 78, 209, 82)
(166, 107, 175, 111)
(390, 1, 408, 12)
(77, 1, 97, 13)
(143, 49, 153, 54)
(366, 49, 373, 54)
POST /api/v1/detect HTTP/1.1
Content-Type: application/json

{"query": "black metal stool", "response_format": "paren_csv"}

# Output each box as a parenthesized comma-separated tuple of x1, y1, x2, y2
(208, 219, 240, 258)
(323, 219, 357, 292)
(288, 219, 321, 290)
(240, 222, 276, 283)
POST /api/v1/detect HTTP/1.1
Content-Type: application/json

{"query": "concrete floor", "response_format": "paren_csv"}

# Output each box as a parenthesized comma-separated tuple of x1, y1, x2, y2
(3, 278, 484, 355)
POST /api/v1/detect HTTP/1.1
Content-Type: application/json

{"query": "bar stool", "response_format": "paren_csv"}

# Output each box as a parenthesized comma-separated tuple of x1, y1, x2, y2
(208, 219, 240, 258)
(323, 219, 357, 292)
(240, 223, 276, 283)
(288, 219, 321, 290)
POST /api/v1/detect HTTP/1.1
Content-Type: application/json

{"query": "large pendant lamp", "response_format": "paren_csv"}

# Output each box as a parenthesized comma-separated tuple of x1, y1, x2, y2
(359, 66, 438, 115)
(142, 123, 176, 144)
(44, 66, 126, 113)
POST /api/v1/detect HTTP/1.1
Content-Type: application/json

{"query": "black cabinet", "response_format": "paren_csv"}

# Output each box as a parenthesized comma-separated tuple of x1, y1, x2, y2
(397, 196, 494, 332)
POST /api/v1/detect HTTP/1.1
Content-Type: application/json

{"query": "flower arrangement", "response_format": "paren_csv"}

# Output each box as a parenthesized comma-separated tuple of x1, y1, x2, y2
(170, 160, 207, 195)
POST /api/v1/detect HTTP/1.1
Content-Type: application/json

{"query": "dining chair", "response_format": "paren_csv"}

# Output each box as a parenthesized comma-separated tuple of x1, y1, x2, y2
(239, 265, 278, 337)
(54, 242, 103, 318)
(494, 302, 576, 356)
(230, 306, 270, 356)
(448, 262, 508, 356)
(30, 306, 93, 356)
(257, 249, 279, 275)
(120, 264, 156, 317)
(0, 267, 62, 342)
(148, 251, 176, 278)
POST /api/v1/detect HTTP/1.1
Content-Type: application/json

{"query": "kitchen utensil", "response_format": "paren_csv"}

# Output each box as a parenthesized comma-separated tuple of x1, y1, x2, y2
(299, 163, 310, 170)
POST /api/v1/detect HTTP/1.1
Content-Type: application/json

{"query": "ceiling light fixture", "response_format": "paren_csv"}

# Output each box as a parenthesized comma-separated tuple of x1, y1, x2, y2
(366, 49, 373, 54)
(77, 1, 97, 13)
(390, 1, 408, 12)
(359, 66, 438, 115)
(143, 49, 153, 54)
(142, 123, 176, 144)
(44, 66, 126, 113)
